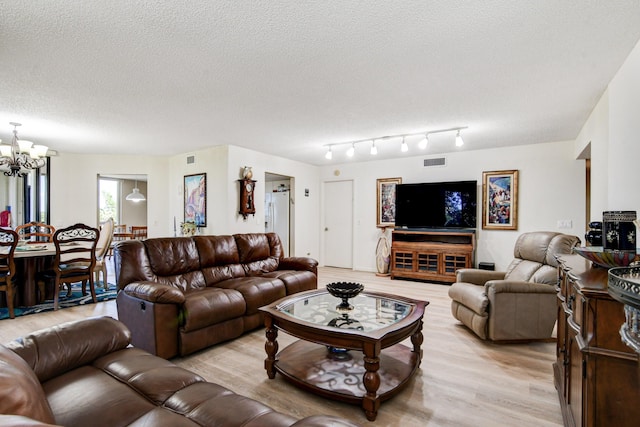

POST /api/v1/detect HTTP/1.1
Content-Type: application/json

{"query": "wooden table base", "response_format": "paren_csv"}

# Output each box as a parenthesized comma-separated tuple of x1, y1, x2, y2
(270, 340, 421, 420)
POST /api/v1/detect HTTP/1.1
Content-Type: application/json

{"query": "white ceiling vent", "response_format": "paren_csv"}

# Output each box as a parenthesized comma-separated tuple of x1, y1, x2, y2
(186, 155, 195, 165)
(424, 157, 446, 167)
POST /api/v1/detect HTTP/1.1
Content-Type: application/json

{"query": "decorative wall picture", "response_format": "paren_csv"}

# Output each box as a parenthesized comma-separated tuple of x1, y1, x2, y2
(482, 170, 518, 230)
(376, 177, 402, 227)
(184, 173, 207, 227)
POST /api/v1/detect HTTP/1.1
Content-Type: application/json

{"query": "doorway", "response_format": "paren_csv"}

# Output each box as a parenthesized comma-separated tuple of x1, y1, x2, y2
(97, 174, 147, 229)
(323, 180, 353, 268)
(265, 172, 292, 256)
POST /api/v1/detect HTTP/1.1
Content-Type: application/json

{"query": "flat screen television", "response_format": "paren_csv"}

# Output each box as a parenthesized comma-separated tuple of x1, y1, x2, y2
(395, 180, 477, 229)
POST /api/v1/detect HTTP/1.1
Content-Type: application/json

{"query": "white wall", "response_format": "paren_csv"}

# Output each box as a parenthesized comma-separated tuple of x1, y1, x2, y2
(168, 146, 229, 235)
(226, 145, 321, 259)
(50, 153, 169, 237)
(320, 140, 585, 272)
(167, 145, 321, 259)
(608, 38, 640, 210)
(575, 90, 609, 220)
(576, 38, 640, 223)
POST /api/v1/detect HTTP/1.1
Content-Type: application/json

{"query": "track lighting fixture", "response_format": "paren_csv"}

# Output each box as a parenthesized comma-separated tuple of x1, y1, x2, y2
(322, 126, 467, 160)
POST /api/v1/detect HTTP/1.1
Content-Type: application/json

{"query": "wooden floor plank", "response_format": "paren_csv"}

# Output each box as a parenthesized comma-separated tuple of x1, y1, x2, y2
(0, 266, 562, 426)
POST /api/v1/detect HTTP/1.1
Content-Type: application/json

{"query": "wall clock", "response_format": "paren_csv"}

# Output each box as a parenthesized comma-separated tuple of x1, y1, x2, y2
(238, 178, 256, 219)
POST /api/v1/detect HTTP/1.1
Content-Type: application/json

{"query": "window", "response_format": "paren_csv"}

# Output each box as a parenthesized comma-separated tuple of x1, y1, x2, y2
(98, 178, 120, 224)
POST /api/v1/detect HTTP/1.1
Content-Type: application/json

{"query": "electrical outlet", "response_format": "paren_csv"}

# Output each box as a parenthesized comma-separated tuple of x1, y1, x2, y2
(557, 220, 573, 229)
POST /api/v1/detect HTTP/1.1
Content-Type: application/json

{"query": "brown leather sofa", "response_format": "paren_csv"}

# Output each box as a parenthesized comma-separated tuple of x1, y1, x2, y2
(0, 317, 360, 427)
(448, 231, 580, 341)
(114, 233, 318, 358)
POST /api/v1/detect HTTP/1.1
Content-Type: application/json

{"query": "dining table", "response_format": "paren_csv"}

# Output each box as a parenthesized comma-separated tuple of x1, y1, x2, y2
(13, 243, 56, 306)
(11, 242, 104, 307)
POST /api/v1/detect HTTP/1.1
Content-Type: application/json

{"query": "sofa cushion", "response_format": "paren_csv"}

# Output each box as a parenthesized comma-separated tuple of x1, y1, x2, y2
(43, 365, 157, 427)
(234, 233, 274, 263)
(0, 344, 55, 424)
(262, 270, 317, 294)
(93, 348, 204, 405)
(163, 382, 298, 427)
(215, 277, 286, 314)
(244, 257, 279, 276)
(145, 238, 201, 276)
(181, 288, 246, 331)
(194, 235, 241, 267)
(201, 264, 246, 286)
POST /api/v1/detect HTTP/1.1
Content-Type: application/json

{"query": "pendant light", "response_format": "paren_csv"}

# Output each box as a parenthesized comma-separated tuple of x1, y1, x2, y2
(126, 179, 146, 202)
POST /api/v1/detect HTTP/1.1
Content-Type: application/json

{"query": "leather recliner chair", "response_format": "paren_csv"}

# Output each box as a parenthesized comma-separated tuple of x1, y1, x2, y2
(448, 231, 580, 341)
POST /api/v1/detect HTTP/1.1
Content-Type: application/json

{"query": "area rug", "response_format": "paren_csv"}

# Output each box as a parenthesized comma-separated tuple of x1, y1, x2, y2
(0, 282, 118, 320)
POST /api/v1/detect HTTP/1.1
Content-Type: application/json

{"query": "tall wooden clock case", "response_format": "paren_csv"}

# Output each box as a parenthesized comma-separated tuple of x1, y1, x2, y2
(238, 178, 256, 219)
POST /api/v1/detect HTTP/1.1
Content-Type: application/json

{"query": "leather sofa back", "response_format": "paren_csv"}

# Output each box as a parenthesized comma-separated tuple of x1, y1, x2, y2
(115, 233, 286, 291)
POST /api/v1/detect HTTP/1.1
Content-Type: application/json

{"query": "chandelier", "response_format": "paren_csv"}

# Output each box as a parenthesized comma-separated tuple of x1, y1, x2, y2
(0, 122, 49, 177)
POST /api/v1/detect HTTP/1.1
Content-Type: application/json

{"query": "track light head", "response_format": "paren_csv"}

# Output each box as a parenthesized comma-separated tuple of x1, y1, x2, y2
(400, 137, 408, 152)
(455, 130, 464, 147)
(418, 134, 429, 149)
(325, 146, 333, 160)
(370, 141, 378, 155)
(346, 143, 355, 157)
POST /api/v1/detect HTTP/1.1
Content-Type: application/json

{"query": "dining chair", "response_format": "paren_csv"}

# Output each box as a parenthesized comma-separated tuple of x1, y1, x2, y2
(0, 229, 19, 318)
(15, 221, 56, 243)
(131, 225, 147, 240)
(107, 224, 127, 259)
(94, 218, 114, 289)
(36, 223, 99, 311)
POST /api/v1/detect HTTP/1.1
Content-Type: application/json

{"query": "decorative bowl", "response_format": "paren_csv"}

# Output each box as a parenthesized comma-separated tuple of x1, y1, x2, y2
(326, 282, 364, 311)
(573, 246, 640, 269)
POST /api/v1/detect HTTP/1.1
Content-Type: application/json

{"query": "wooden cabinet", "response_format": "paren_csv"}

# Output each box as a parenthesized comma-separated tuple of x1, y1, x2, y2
(390, 229, 475, 283)
(554, 255, 639, 427)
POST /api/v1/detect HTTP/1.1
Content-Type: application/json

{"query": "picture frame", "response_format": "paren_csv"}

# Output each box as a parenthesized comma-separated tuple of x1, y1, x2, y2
(482, 170, 518, 230)
(376, 177, 402, 227)
(184, 173, 207, 227)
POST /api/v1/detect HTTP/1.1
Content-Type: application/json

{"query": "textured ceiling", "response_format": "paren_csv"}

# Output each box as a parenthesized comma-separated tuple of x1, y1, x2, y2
(1, 1, 640, 166)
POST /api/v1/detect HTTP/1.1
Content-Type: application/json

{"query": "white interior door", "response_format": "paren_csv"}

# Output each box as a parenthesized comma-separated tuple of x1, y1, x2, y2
(324, 180, 353, 268)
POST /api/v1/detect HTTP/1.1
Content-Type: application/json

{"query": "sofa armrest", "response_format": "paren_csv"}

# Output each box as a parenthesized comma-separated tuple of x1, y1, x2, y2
(6, 317, 130, 383)
(279, 257, 318, 275)
(291, 415, 362, 427)
(456, 268, 505, 285)
(123, 282, 186, 304)
(484, 280, 557, 294)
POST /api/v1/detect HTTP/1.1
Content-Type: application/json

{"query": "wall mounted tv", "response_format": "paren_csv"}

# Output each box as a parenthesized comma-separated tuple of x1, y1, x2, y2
(395, 180, 477, 229)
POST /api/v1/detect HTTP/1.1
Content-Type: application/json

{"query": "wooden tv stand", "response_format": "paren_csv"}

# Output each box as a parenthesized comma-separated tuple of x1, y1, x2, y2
(390, 229, 476, 283)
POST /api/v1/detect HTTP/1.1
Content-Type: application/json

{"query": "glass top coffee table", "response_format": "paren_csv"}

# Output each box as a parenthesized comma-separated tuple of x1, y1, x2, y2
(259, 289, 428, 421)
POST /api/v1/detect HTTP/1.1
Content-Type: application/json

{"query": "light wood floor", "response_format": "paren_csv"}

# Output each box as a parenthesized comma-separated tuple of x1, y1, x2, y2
(0, 267, 563, 427)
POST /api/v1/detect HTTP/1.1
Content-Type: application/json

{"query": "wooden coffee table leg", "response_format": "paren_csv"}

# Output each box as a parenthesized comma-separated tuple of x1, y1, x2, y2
(264, 315, 279, 379)
(362, 343, 381, 421)
(411, 319, 424, 365)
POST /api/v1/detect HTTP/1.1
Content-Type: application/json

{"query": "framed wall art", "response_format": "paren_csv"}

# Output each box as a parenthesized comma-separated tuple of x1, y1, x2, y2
(482, 169, 518, 230)
(184, 173, 207, 227)
(376, 177, 402, 227)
